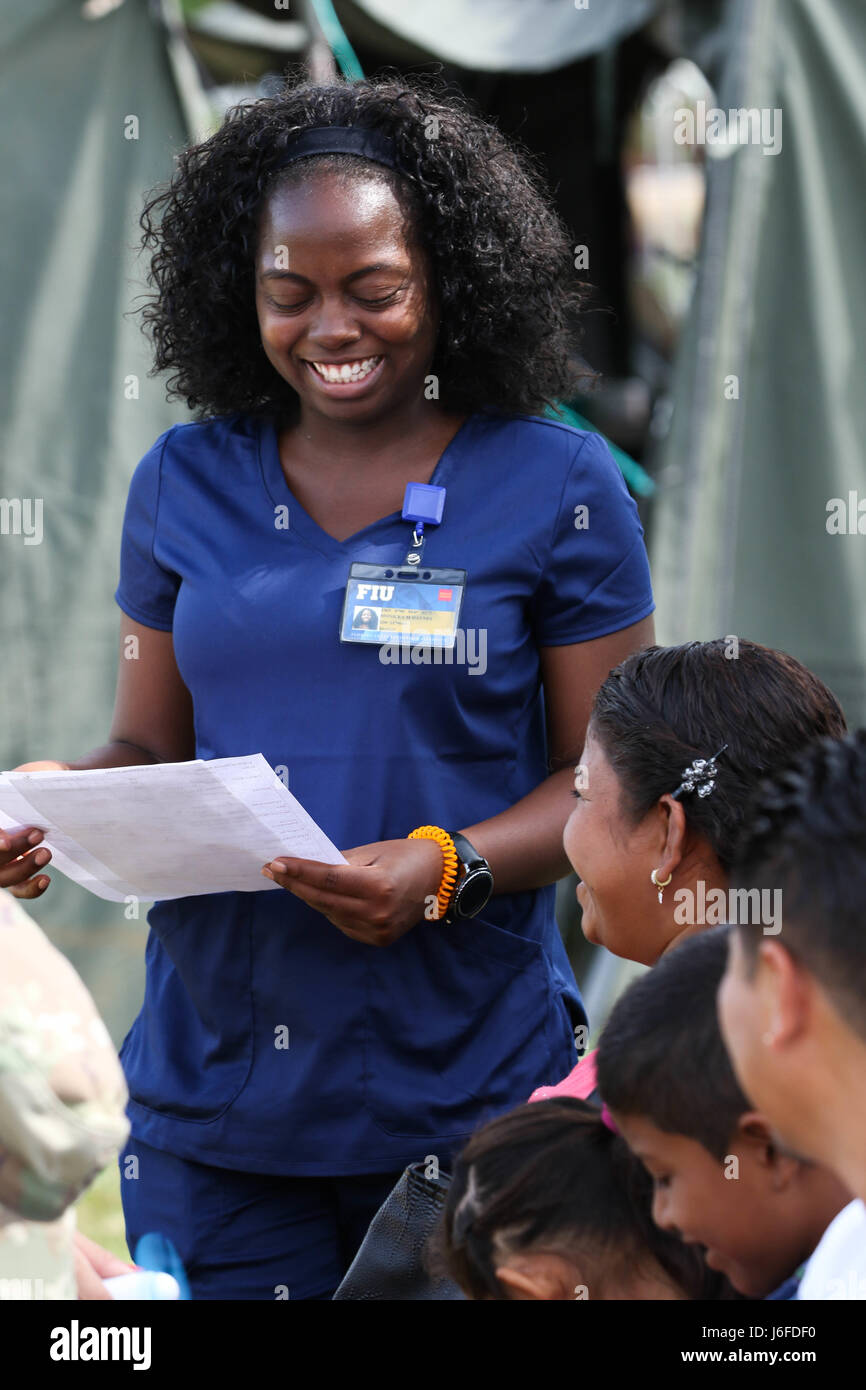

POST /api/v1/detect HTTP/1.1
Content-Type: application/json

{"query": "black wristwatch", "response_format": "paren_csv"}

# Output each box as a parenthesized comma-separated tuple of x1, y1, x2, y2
(443, 832, 494, 924)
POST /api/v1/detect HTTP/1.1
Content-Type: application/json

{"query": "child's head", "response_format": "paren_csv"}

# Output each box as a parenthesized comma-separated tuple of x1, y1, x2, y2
(597, 927, 848, 1298)
(719, 730, 866, 1195)
(563, 639, 846, 964)
(433, 1097, 739, 1300)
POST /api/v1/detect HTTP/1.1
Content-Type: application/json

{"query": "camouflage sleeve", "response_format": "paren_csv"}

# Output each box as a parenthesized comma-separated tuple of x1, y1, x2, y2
(0, 891, 129, 1222)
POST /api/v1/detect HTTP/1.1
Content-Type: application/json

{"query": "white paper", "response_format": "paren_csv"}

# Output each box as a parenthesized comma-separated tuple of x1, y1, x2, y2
(0, 755, 346, 902)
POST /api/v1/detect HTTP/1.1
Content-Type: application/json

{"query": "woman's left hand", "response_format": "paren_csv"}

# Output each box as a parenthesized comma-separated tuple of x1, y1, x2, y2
(262, 837, 445, 946)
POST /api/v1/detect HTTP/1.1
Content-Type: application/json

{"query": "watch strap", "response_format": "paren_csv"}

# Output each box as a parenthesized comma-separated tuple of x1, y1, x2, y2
(450, 830, 488, 873)
(443, 831, 493, 923)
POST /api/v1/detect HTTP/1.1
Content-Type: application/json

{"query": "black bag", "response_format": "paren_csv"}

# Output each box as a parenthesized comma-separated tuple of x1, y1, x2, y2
(333, 1162, 465, 1300)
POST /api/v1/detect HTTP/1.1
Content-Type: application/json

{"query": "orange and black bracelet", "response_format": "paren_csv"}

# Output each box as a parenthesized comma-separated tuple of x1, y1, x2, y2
(408, 825, 459, 920)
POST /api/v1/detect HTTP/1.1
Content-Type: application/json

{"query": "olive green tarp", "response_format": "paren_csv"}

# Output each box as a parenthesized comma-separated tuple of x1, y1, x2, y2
(0, 0, 192, 1037)
(650, 0, 866, 727)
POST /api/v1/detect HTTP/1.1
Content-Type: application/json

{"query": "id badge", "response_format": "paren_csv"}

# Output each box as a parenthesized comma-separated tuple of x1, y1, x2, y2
(340, 562, 466, 648)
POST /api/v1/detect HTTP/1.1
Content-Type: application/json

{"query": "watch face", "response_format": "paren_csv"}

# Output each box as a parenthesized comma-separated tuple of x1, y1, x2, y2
(454, 867, 494, 919)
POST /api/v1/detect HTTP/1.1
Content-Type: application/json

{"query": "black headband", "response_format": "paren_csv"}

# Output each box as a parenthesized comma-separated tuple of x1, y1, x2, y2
(271, 125, 405, 175)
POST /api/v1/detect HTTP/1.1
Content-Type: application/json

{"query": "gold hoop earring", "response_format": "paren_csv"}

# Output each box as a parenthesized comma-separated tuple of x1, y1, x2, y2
(651, 868, 673, 905)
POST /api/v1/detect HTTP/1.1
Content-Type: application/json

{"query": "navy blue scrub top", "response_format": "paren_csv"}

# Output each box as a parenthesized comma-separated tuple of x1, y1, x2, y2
(114, 410, 655, 1175)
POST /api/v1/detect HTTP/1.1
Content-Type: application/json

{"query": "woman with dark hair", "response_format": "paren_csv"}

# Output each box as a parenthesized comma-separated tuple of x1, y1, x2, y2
(530, 637, 847, 1105)
(567, 638, 846, 966)
(1, 76, 654, 1297)
(433, 1097, 742, 1300)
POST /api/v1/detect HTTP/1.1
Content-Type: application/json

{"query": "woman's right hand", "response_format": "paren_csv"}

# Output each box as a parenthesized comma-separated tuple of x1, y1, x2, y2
(0, 760, 69, 898)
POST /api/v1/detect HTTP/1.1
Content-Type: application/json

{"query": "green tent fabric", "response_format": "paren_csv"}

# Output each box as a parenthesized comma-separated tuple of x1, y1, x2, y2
(580, 0, 866, 1035)
(0, 0, 191, 1038)
(651, 0, 866, 728)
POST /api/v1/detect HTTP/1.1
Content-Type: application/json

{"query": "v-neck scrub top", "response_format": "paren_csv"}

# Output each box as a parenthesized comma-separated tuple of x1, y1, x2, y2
(114, 410, 654, 1175)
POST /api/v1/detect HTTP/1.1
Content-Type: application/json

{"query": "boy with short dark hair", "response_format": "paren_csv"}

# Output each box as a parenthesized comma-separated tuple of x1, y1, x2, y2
(597, 927, 848, 1299)
(719, 730, 866, 1299)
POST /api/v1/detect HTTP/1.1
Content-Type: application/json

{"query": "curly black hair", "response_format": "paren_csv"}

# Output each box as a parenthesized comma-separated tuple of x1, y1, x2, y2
(137, 74, 586, 421)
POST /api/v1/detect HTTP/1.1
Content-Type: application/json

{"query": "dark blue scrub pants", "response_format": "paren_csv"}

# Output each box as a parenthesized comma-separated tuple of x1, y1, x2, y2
(120, 1139, 403, 1300)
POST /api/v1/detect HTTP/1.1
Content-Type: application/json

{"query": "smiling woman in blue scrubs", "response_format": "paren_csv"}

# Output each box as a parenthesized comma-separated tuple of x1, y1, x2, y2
(2, 77, 654, 1299)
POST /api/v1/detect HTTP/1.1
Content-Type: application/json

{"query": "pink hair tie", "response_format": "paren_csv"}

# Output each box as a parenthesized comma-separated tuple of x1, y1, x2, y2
(600, 1103, 619, 1134)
